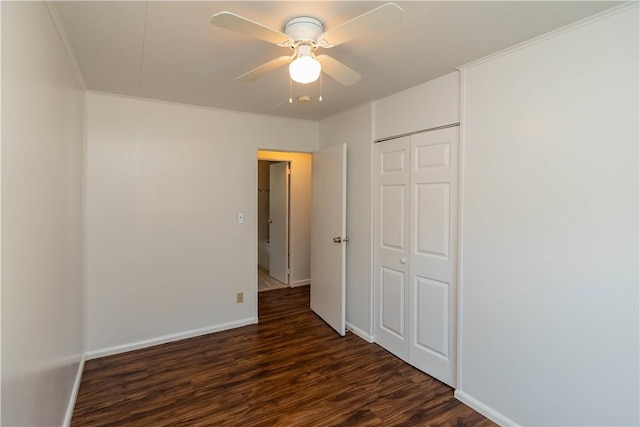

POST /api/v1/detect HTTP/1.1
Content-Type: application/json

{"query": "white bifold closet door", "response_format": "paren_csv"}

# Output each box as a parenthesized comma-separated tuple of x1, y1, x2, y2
(374, 126, 459, 387)
(374, 136, 411, 359)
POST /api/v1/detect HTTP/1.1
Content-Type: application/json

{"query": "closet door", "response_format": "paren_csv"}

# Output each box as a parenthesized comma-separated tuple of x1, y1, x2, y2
(374, 136, 410, 360)
(408, 127, 459, 387)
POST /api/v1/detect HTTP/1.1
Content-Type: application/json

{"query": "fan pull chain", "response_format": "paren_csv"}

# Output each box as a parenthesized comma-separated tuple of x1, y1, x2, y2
(319, 73, 323, 102)
(289, 77, 293, 104)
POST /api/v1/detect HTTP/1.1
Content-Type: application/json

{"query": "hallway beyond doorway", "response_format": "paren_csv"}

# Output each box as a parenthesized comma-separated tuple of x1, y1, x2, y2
(258, 266, 288, 292)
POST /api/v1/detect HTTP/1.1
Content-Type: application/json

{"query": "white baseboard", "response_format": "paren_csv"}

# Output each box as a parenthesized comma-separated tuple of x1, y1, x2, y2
(86, 317, 258, 360)
(63, 354, 86, 427)
(290, 279, 310, 287)
(454, 390, 519, 427)
(346, 322, 374, 343)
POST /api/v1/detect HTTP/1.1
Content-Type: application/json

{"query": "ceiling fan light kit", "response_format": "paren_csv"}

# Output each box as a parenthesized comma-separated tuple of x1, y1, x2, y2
(289, 45, 321, 84)
(210, 3, 404, 88)
(285, 17, 323, 84)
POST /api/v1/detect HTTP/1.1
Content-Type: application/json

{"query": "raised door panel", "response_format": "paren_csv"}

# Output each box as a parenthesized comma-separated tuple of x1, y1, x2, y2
(380, 267, 405, 339)
(415, 276, 449, 358)
(416, 183, 450, 258)
(381, 149, 406, 173)
(381, 185, 406, 251)
(414, 182, 451, 282)
(416, 142, 450, 170)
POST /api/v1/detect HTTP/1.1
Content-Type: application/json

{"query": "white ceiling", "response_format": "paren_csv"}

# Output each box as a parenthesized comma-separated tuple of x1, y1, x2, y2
(54, 1, 619, 120)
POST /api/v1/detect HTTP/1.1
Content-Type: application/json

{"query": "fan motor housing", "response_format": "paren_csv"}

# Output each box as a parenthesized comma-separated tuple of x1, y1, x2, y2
(284, 17, 324, 43)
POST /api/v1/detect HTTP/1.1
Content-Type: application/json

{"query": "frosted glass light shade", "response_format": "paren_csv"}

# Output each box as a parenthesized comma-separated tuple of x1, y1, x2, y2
(289, 55, 321, 84)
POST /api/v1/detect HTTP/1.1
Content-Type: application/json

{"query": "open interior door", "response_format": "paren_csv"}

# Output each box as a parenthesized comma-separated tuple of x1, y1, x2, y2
(310, 144, 347, 336)
(269, 162, 289, 284)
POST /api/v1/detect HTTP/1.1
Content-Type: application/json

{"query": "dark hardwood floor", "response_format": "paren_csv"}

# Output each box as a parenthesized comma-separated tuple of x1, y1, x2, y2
(72, 286, 494, 426)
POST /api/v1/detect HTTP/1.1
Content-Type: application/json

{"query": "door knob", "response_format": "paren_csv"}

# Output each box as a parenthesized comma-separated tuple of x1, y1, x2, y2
(333, 237, 342, 243)
(268, 219, 272, 223)
(401, 258, 407, 264)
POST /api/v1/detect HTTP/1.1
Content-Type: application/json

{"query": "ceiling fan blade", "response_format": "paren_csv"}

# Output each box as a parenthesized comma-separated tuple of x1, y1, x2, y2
(317, 55, 361, 86)
(317, 3, 403, 48)
(211, 12, 291, 46)
(237, 56, 293, 82)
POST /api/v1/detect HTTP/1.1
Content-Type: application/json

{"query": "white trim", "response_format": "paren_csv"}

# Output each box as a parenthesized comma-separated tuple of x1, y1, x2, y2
(346, 322, 374, 343)
(257, 149, 313, 157)
(63, 355, 86, 427)
(87, 90, 317, 123)
(369, 101, 376, 340)
(458, 2, 638, 71)
(44, 2, 87, 90)
(454, 390, 519, 427)
(86, 317, 257, 360)
(0, 3, 3, 421)
(82, 91, 89, 369)
(456, 69, 467, 391)
(290, 278, 310, 287)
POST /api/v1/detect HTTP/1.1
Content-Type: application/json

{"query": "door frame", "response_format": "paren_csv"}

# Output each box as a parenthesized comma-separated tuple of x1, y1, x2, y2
(257, 156, 291, 283)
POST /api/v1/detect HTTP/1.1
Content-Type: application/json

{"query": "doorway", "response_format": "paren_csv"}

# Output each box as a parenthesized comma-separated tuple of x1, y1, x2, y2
(257, 151, 312, 294)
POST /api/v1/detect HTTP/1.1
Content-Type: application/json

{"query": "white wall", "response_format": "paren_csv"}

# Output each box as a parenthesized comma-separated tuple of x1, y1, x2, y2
(85, 92, 317, 355)
(375, 71, 460, 140)
(1, 2, 85, 425)
(257, 151, 312, 286)
(319, 102, 374, 339)
(457, 5, 639, 426)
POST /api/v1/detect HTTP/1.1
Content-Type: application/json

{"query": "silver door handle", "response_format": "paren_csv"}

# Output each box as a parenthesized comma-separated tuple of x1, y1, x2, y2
(268, 219, 273, 223)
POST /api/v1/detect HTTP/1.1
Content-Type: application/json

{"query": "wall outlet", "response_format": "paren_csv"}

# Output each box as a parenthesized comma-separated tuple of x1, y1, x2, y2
(236, 292, 244, 303)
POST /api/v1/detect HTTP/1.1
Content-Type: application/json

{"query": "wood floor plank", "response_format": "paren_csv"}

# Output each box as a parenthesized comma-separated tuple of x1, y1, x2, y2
(72, 286, 495, 426)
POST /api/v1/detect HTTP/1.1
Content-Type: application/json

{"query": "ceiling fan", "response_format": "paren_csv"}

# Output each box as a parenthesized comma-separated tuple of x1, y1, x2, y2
(210, 3, 403, 86)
